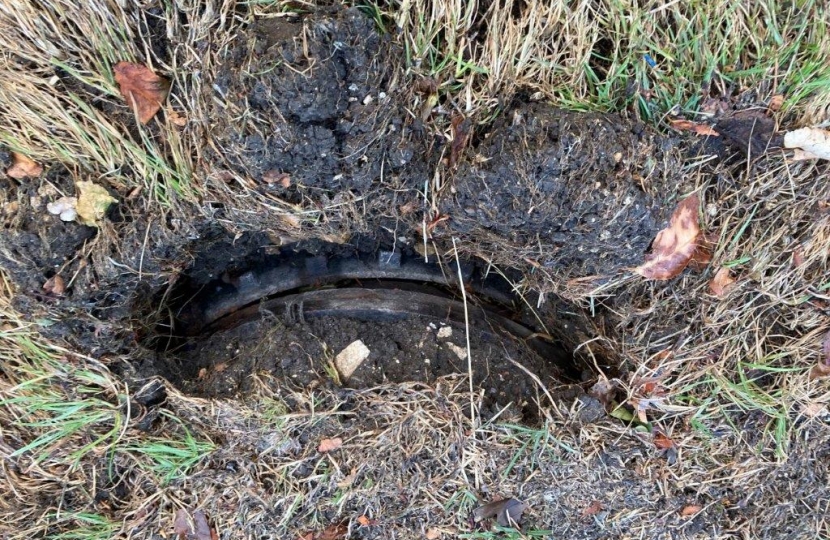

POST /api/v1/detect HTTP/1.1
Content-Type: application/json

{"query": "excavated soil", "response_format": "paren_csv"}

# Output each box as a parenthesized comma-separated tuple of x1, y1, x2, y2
(1, 8, 683, 415)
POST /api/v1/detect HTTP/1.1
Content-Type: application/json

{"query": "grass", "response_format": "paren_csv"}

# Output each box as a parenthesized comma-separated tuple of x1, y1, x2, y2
(1, 0, 830, 538)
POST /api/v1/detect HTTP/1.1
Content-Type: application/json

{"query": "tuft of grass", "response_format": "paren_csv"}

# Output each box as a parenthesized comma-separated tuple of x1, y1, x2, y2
(389, 0, 830, 123)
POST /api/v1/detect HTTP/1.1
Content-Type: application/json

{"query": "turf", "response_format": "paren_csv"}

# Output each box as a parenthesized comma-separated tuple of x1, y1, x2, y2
(1, 0, 829, 538)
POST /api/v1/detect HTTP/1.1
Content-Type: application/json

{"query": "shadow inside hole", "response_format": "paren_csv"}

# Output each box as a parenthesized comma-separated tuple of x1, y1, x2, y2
(138, 240, 596, 420)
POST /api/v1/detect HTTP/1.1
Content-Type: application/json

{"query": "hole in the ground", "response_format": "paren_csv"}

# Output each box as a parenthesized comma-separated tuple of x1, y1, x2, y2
(140, 239, 592, 421)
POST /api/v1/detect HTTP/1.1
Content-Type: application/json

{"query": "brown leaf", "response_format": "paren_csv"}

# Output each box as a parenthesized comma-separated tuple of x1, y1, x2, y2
(309, 522, 347, 540)
(318, 437, 343, 453)
(7, 152, 43, 179)
(113, 61, 170, 124)
(635, 194, 701, 280)
(792, 247, 805, 268)
(263, 170, 291, 187)
(168, 108, 188, 127)
(653, 431, 676, 450)
(708, 267, 736, 297)
(425, 528, 441, 540)
(768, 94, 784, 112)
(680, 505, 702, 517)
(472, 498, 527, 527)
(669, 119, 720, 137)
(581, 500, 604, 518)
(192, 510, 214, 540)
(43, 275, 66, 296)
(356, 515, 373, 526)
(688, 232, 717, 271)
(448, 114, 470, 168)
(173, 509, 216, 540)
(173, 509, 191, 538)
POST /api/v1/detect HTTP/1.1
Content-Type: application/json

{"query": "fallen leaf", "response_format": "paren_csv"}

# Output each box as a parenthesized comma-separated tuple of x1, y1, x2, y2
(708, 267, 736, 297)
(635, 194, 700, 280)
(173, 509, 191, 538)
(46, 196, 78, 222)
(113, 61, 170, 124)
(318, 437, 343, 453)
(792, 247, 805, 268)
(669, 119, 720, 137)
(7, 152, 43, 179)
(356, 516, 372, 526)
(653, 431, 676, 450)
(425, 528, 441, 540)
(581, 500, 603, 518)
(173, 509, 215, 540)
(768, 94, 784, 112)
(472, 498, 527, 527)
(306, 522, 347, 540)
(214, 362, 228, 373)
(43, 275, 65, 296)
(680, 505, 702, 517)
(809, 330, 830, 380)
(168, 108, 188, 127)
(688, 232, 717, 270)
(783, 127, 830, 160)
(75, 181, 117, 227)
(589, 377, 618, 408)
(263, 170, 291, 187)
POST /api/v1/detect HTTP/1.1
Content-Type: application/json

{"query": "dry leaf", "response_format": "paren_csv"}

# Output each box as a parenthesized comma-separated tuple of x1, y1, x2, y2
(7, 152, 43, 179)
(635, 194, 701, 280)
(708, 267, 736, 297)
(263, 170, 291, 187)
(581, 500, 604, 518)
(43, 275, 65, 296)
(306, 522, 347, 540)
(680, 505, 702, 517)
(318, 437, 343, 453)
(669, 119, 720, 137)
(768, 94, 784, 112)
(113, 61, 170, 124)
(356, 516, 372, 526)
(425, 528, 441, 540)
(472, 498, 527, 527)
(792, 247, 805, 268)
(653, 431, 676, 450)
(173, 509, 215, 540)
(168, 108, 188, 127)
(783, 127, 830, 160)
(75, 181, 117, 227)
(214, 362, 228, 373)
(46, 196, 78, 222)
(809, 331, 830, 380)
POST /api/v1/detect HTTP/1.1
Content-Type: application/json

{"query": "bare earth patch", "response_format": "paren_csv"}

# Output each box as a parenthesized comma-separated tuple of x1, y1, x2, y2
(1, 2, 829, 540)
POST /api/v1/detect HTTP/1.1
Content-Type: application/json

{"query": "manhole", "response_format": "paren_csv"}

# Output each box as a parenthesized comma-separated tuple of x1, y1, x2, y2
(145, 241, 580, 418)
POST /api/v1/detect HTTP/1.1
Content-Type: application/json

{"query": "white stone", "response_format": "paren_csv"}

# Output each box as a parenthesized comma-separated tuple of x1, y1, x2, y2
(437, 326, 452, 339)
(334, 340, 370, 381)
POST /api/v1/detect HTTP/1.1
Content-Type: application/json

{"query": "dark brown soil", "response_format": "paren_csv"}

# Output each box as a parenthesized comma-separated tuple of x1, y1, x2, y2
(1, 7, 682, 407)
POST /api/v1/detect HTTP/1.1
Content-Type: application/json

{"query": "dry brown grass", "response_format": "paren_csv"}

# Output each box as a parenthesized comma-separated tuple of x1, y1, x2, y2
(1, 0, 830, 538)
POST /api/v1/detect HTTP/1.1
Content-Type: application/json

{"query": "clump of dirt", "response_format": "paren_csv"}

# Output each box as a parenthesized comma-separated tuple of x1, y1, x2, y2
(439, 104, 683, 279)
